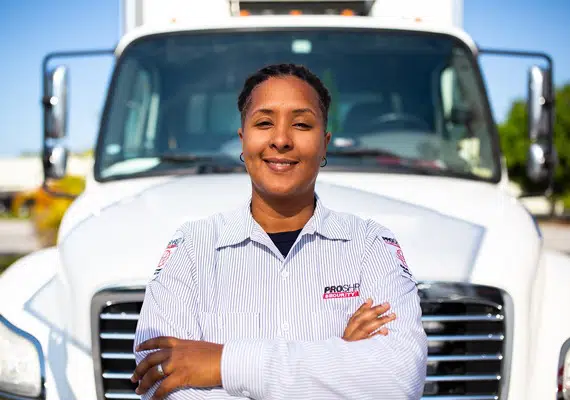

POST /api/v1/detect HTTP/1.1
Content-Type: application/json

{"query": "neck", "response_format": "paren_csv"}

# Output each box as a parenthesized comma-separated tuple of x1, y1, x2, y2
(250, 190, 316, 233)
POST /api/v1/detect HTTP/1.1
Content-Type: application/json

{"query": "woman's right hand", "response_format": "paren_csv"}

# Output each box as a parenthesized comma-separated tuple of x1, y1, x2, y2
(342, 299, 396, 341)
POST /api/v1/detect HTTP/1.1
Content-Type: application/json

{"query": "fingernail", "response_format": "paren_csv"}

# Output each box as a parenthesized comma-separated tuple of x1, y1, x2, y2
(135, 387, 140, 395)
(366, 298, 373, 303)
(130, 375, 136, 383)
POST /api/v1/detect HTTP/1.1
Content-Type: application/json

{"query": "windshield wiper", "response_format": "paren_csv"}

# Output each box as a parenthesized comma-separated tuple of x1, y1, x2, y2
(156, 152, 245, 174)
(327, 148, 401, 158)
(326, 148, 465, 177)
(158, 152, 235, 162)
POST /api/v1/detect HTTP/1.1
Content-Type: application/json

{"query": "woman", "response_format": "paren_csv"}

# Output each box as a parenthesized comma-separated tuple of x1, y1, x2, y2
(132, 64, 427, 399)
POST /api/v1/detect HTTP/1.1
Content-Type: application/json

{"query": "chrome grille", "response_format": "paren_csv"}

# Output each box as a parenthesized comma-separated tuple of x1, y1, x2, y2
(91, 283, 509, 400)
(91, 289, 145, 400)
(419, 283, 509, 399)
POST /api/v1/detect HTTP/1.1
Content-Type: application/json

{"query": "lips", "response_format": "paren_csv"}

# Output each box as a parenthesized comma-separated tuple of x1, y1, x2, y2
(263, 157, 299, 173)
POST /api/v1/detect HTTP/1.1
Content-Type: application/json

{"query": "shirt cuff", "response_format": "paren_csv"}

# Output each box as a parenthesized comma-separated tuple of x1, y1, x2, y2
(221, 338, 267, 399)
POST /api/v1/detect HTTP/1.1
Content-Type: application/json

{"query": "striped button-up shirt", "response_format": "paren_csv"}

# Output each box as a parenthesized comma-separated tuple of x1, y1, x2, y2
(134, 195, 428, 399)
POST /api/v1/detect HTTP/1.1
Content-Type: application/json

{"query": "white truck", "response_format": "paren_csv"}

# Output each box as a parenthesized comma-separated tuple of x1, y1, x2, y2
(1, 0, 569, 399)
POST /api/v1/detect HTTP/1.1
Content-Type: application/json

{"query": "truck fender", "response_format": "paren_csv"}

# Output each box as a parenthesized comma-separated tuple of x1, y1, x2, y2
(527, 248, 570, 399)
(0, 248, 87, 400)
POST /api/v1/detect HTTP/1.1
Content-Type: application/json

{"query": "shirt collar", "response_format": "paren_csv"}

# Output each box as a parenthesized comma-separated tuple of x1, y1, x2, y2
(215, 193, 352, 250)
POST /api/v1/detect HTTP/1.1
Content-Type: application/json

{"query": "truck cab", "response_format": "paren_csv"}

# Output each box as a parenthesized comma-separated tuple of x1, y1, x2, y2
(1, 1, 570, 399)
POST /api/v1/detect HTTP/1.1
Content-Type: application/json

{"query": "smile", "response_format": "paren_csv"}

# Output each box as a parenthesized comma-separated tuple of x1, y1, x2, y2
(263, 158, 299, 172)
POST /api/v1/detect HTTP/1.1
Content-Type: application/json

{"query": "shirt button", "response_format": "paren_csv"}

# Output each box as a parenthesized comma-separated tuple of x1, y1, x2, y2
(242, 390, 251, 397)
(281, 270, 290, 278)
(282, 322, 290, 332)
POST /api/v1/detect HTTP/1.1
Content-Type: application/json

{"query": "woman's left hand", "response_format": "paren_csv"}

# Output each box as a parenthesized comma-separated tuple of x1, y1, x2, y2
(131, 337, 224, 399)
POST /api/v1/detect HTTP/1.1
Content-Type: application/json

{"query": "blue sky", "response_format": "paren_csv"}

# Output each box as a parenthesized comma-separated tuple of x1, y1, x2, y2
(0, 0, 568, 156)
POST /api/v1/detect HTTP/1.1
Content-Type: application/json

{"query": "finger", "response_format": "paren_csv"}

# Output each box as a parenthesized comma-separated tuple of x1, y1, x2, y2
(136, 360, 171, 395)
(351, 298, 373, 319)
(131, 350, 170, 383)
(359, 313, 396, 336)
(136, 336, 177, 352)
(345, 299, 374, 335)
(152, 375, 178, 400)
(371, 327, 389, 337)
(353, 302, 391, 324)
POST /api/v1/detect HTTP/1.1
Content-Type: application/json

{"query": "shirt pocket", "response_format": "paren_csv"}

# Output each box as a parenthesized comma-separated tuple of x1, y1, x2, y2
(311, 309, 353, 341)
(199, 312, 260, 344)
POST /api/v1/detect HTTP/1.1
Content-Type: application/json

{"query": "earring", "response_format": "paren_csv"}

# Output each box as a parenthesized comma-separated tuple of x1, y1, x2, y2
(240, 153, 244, 162)
(320, 157, 327, 167)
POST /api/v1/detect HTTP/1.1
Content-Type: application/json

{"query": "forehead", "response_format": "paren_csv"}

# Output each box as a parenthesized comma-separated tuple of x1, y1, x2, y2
(249, 76, 321, 109)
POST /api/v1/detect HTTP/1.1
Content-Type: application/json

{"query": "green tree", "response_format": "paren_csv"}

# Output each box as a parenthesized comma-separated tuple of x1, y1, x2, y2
(498, 83, 570, 207)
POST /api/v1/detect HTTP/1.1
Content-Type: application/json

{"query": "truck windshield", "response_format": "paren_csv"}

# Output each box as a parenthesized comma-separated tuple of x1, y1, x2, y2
(95, 29, 500, 182)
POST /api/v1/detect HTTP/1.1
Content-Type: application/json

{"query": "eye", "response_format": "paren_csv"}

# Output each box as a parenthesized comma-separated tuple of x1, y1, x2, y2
(255, 121, 272, 128)
(294, 122, 312, 129)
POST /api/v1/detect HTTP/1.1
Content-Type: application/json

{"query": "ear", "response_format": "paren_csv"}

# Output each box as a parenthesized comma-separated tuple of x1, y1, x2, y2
(324, 131, 332, 148)
(238, 127, 244, 142)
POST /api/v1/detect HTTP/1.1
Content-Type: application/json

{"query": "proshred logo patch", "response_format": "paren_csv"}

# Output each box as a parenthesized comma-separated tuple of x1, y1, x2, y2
(152, 232, 184, 279)
(323, 283, 360, 299)
(382, 236, 413, 279)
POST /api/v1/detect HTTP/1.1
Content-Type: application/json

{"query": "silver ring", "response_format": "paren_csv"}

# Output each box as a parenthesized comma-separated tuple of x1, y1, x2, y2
(156, 363, 165, 377)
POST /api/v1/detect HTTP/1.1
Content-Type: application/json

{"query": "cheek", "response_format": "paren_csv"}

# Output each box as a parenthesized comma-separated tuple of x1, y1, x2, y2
(298, 136, 326, 161)
(242, 133, 266, 156)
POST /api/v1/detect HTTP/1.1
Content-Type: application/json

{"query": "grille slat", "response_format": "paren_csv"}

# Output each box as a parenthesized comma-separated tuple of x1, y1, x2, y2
(102, 352, 136, 360)
(102, 372, 133, 380)
(100, 332, 136, 340)
(421, 396, 498, 400)
(93, 284, 507, 399)
(427, 334, 504, 342)
(104, 393, 141, 399)
(101, 313, 140, 321)
(425, 375, 501, 382)
(428, 354, 503, 362)
(422, 315, 504, 322)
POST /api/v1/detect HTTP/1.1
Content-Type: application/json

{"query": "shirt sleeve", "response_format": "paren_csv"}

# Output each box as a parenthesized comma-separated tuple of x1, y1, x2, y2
(133, 227, 211, 400)
(220, 223, 428, 400)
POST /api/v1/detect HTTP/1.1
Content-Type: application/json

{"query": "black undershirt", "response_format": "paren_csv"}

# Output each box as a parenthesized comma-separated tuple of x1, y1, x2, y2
(268, 229, 302, 257)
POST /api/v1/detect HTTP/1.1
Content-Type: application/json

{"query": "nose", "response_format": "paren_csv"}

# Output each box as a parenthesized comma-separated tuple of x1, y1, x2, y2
(269, 120, 293, 152)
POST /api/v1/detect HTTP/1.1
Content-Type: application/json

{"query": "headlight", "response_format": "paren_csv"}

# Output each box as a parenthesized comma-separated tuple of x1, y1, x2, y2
(0, 315, 45, 399)
(559, 338, 570, 400)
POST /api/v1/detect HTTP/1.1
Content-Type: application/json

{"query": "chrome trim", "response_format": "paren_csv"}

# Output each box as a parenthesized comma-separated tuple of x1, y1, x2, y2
(100, 313, 140, 320)
(558, 337, 570, 400)
(102, 372, 133, 380)
(100, 332, 136, 340)
(0, 314, 47, 400)
(419, 282, 511, 399)
(421, 396, 498, 400)
(102, 352, 136, 360)
(422, 314, 504, 322)
(428, 354, 503, 362)
(425, 374, 501, 382)
(91, 287, 146, 400)
(427, 334, 504, 342)
(104, 393, 141, 399)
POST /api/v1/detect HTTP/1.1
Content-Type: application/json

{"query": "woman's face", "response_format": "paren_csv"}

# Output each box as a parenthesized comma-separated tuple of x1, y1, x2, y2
(239, 76, 331, 199)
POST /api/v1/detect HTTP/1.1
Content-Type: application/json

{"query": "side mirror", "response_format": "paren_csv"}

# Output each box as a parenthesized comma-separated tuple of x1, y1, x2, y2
(42, 144, 69, 180)
(42, 65, 69, 181)
(43, 65, 69, 139)
(526, 65, 555, 186)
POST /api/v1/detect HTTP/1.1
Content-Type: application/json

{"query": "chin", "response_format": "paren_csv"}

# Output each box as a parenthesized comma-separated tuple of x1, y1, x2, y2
(256, 182, 307, 199)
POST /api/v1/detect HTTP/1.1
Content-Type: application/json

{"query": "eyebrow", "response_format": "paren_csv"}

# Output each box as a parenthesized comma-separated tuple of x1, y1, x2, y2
(252, 108, 316, 116)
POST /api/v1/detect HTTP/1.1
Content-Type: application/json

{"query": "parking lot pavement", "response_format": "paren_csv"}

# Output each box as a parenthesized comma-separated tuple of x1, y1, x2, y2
(0, 219, 40, 254)
(539, 222, 570, 255)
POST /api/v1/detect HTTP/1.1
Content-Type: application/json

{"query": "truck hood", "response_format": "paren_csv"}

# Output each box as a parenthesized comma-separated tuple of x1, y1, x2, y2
(59, 171, 524, 286)
(57, 172, 541, 348)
